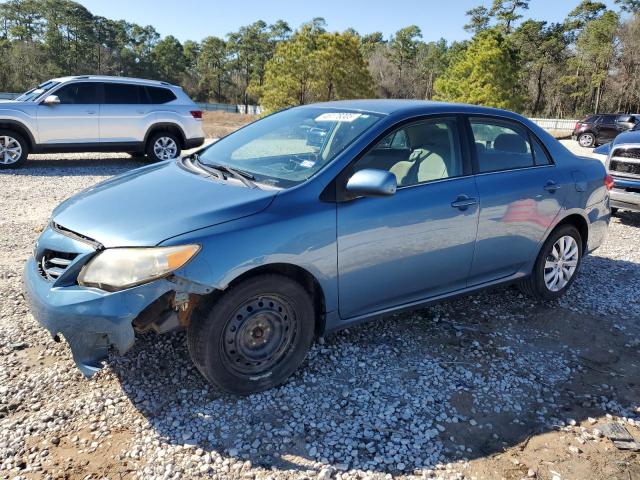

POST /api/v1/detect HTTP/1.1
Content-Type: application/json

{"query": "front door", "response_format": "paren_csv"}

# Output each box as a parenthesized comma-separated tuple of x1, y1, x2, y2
(466, 116, 566, 285)
(36, 82, 100, 144)
(336, 117, 479, 318)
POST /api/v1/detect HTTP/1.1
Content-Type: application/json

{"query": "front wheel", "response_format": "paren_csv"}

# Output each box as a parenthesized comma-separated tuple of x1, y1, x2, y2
(187, 274, 315, 395)
(0, 130, 29, 169)
(519, 225, 583, 301)
(146, 132, 181, 162)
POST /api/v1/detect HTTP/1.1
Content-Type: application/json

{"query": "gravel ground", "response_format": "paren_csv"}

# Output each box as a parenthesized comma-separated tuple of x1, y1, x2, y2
(1, 141, 639, 480)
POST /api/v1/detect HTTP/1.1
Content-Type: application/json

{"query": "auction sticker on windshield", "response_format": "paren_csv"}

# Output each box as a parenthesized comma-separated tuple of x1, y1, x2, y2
(315, 112, 365, 122)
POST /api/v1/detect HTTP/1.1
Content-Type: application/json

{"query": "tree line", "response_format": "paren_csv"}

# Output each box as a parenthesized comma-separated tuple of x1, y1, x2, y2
(1, 0, 639, 117)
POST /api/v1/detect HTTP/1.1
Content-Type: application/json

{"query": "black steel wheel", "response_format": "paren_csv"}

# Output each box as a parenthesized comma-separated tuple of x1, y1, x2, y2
(188, 274, 315, 395)
(221, 294, 297, 376)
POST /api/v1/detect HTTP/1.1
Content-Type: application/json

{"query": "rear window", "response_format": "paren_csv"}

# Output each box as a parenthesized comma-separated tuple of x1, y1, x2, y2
(146, 86, 176, 104)
(104, 83, 147, 104)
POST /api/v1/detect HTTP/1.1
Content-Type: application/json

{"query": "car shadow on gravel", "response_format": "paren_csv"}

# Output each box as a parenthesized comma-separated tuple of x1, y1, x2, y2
(0, 156, 147, 176)
(615, 210, 640, 228)
(107, 257, 640, 476)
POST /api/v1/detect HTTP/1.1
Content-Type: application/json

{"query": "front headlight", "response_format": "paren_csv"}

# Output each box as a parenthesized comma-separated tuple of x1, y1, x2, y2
(77, 245, 200, 291)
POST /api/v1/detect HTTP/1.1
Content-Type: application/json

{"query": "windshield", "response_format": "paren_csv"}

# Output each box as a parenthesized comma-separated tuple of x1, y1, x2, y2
(15, 80, 60, 102)
(198, 107, 383, 188)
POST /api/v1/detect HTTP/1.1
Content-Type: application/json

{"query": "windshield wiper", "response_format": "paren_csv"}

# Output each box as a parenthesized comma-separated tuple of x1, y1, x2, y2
(192, 154, 257, 188)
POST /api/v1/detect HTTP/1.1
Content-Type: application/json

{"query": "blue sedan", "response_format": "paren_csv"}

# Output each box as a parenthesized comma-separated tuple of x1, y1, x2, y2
(24, 100, 612, 394)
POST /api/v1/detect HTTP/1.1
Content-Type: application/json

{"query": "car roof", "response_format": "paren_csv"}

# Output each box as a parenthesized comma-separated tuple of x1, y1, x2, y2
(50, 75, 175, 87)
(299, 99, 528, 120)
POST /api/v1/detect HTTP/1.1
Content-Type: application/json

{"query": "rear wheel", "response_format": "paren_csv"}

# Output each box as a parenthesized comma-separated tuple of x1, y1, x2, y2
(187, 274, 315, 395)
(519, 225, 583, 301)
(578, 133, 595, 148)
(0, 130, 29, 169)
(146, 132, 181, 162)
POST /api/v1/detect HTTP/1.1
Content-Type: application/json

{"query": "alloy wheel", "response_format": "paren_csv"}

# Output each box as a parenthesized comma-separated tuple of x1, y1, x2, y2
(578, 134, 594, 148)
(153, 137, 178, 160)
(0, 136, 23, 165)
(544, 235, 579, 292)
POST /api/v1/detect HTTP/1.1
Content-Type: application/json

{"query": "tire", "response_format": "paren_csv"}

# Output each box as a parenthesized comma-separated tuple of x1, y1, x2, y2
(0, 130, 29, 169)
(145, 131, 181, 162)
(187, 274, 315, 395)
(519, 225, 583, 301)
(611, 207, 619, 216)
(578, 133, 595, 148)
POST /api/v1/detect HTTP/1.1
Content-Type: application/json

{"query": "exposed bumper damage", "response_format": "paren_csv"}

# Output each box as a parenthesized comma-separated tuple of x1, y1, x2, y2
(23, 254, 210, 377)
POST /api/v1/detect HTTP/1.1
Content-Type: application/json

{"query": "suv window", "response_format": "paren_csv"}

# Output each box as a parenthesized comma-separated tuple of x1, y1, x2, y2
(104, 83, 147, 104)
(470, 118, 534, 173)
(146, 86, 177, 104)
(353, 117, 463, 187)
(53, 82, 98, 104)
(598, 115, 617, 124)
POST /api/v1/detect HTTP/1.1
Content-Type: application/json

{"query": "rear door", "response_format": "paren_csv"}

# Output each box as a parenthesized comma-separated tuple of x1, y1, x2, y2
(336, 116, 479, 318)
(596, 115, 619, 143)
(467, 116, 566, 285)
(100, 83, 155, 144)
(36, 82, 100, 144)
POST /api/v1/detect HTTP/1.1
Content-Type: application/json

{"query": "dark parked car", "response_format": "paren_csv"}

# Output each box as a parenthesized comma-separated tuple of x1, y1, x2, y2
(572, 113, 640, 148)
(24, 100, 612, 394)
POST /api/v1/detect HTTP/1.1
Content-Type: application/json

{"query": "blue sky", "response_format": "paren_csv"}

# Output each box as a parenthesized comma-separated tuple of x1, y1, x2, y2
(76, 0, 620, 43)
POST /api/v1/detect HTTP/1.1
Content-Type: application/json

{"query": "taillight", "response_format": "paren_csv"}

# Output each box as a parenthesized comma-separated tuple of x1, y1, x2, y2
(575, 122, 580, 130)
(190, 110, 203, 119)
(604, 174, 615, 191)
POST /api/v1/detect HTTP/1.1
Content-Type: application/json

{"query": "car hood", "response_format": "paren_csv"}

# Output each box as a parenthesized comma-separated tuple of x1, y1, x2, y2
(52, 160, 278, 247)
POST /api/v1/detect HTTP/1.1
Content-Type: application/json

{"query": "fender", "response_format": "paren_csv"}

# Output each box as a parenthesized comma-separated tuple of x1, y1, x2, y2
(0, 118, 37, 147)
(144, 122, 187, 147)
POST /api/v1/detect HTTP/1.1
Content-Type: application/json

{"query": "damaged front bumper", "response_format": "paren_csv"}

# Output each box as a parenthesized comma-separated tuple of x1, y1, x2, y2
(22, 224, 209, 377)
(23, 256, 178, 376)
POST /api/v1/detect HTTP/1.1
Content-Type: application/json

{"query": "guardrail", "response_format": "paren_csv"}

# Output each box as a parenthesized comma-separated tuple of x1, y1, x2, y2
(529, 118, 578, 135)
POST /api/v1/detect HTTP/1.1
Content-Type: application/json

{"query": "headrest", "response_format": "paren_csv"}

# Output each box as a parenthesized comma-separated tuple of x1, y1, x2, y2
(406, 124, 450, 150)
(494, 133, 527, 154)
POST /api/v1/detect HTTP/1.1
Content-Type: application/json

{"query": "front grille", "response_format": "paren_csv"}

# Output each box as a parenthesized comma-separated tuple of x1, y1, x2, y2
(610, 159, 640, 177)
(37, 250, 78, 281)
(613, 147, 640, 160)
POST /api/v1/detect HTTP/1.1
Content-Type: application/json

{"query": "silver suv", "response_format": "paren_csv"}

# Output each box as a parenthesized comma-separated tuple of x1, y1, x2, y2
(0, 75, 205, 168)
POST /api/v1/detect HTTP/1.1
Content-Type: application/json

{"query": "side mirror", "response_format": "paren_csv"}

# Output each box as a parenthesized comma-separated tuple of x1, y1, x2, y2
(43, 95, 60, 105)
(346, 169, 397, 198)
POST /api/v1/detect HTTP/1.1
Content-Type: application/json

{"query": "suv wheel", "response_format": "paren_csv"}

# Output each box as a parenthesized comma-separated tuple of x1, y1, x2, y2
(0, 130, 29, 169)
(578, 133, 595, 148)
(519, 225, 582, 301)
(146, 132, 181, 162)
(187, 274, 315, 395)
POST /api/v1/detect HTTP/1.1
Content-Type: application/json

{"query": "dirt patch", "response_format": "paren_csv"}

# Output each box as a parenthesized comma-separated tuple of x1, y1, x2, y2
(202, 110, 257, 138)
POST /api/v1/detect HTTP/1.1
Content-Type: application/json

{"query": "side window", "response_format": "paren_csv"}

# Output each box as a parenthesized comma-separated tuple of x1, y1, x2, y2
(353, 117, 463, 187)
(470, 118, 534, 173)
(601, 115, 617, 124)
(146, 86, 177, 104)
(531, 137, 551, 165)
(104, 83, 145, 104)
(53, 83, 98, 104)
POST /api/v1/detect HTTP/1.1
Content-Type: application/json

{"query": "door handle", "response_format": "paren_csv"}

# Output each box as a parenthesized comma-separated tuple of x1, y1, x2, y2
(543, 181, 561, 192)
(136, 110, 146, 114)
(451, 195, 478, 210)
(86, 110, 97, 115)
